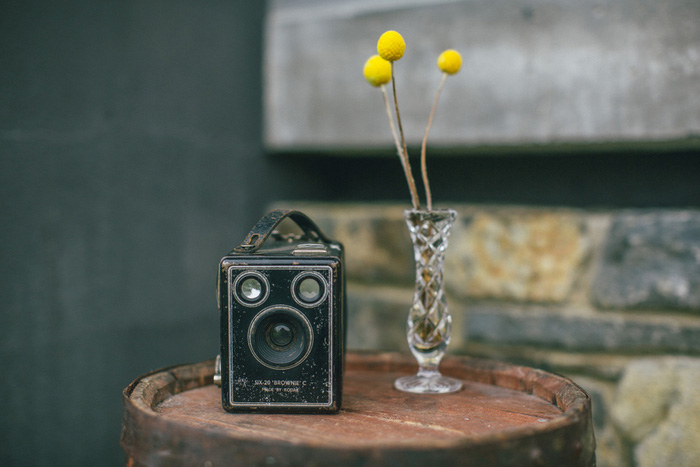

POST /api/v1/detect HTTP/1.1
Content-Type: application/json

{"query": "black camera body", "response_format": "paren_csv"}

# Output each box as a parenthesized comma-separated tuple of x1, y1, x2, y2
(217, 210, 344, 413)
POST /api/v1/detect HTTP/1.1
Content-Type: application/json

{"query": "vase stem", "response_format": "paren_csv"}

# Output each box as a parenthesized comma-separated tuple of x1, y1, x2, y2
(417, 366, 440, 378)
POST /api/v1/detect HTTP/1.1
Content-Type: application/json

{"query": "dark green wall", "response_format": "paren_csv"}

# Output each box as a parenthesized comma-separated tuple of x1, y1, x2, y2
(0, 1, 316, 464)
(1, 1, 698, 465)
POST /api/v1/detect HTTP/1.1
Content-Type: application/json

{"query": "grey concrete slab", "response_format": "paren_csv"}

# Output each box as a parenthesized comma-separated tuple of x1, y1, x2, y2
(265, 0, 700, 150)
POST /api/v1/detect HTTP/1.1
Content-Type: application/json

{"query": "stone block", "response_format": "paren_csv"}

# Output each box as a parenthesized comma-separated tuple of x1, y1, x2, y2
(346, 283, 411, 352)
(270, 203, 414, 285)
(276, 204, 590, 303)
(447, 209, 589, 302)
(591, 210, 700, 311)
(265, 0, 700, 150)
(460, 342, 634, 380)
(463, 304, 700, 353)
(612, 357, 700, 467)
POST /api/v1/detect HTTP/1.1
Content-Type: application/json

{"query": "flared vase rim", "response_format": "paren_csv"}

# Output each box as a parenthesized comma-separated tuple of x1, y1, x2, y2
(403, 208, 457, 214)
(404, 208, 457, 221)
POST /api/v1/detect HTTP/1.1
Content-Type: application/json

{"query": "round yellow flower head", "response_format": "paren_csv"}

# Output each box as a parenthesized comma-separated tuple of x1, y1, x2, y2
(377, 30, 405, 62)
(363, 55, 392, 87)
(437, 49, 462, 75)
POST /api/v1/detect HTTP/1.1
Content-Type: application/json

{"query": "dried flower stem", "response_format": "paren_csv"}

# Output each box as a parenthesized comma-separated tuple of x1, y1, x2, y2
(391, 62, 420, 210)
(420, 72, 447, 212)
(380, 86, 412, 202)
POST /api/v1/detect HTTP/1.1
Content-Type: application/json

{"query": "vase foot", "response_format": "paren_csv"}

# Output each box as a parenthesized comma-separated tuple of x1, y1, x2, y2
(394, 373, 463, 394)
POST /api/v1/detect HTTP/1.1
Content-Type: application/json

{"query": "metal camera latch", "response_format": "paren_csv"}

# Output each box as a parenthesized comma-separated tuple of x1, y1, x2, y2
(292, 243, 329, 255)
(214, 354, 222, 387)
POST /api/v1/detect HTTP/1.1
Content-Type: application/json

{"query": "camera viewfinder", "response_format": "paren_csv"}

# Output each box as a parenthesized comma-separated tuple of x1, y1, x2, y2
(234, 271, 269, 306)
(292, 272, 327, 307)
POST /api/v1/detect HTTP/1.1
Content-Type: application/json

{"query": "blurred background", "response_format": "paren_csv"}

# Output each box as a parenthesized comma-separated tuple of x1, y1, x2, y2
(1, 1, 699, 465)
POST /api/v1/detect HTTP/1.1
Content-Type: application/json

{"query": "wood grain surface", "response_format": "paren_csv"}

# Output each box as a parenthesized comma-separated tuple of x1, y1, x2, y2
(121, 352, 595, 466)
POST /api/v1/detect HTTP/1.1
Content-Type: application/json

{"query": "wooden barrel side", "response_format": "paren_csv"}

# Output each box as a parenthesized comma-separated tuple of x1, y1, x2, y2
(121, 354, 595, 466)
(121, 360, 216, 467)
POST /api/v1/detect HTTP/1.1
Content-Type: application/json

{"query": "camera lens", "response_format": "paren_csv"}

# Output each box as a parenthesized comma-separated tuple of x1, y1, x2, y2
(248, 306, 313, 370)
(268, 323, 294, 348)
(292, 272, 327, 307)
(298, 277, 321, 302)
(233, 271, 269, 306)
(241, 277, 262, 301)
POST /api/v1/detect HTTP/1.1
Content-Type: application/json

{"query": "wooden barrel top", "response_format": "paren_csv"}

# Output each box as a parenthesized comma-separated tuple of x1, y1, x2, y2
(121, 352, 595, 466)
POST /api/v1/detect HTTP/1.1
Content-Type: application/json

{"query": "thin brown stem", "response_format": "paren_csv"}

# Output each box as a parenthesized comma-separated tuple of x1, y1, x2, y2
(381, 85, 413, 203)
(391, 62, 420, 210)
(420, 72, 447, 212)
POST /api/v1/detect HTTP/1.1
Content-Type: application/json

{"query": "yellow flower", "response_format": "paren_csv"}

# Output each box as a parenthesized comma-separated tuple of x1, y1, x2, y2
(437, 49, 462, 75)
(363, 55, 392, 87)
(377, 30, 405, 62)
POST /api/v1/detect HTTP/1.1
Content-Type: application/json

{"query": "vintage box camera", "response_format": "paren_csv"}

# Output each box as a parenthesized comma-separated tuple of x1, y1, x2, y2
(216, 210, 344, 413)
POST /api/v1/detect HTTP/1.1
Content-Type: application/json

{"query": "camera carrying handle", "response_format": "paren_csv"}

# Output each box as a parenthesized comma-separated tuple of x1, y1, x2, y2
(232, 209, 332, 253)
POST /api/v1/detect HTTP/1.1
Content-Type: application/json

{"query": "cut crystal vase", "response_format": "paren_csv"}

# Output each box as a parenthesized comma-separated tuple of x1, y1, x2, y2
(394, 209, 462, 394)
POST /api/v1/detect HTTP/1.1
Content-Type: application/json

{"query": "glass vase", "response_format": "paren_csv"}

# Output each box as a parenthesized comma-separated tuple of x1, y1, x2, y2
(394, 209, 462, 394)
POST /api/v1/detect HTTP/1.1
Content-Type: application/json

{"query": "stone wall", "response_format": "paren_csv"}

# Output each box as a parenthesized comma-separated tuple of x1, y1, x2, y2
(272, 202, 700, 467)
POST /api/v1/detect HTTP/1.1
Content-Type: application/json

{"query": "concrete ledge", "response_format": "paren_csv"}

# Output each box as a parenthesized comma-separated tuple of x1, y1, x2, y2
(265, 0, 700, 150)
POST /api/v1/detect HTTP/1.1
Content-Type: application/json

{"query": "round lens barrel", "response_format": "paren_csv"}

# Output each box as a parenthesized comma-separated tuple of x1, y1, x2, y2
(248, 306, 313, 370)
(292, 272, 327, 307)
(234, 271, 269, 306)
